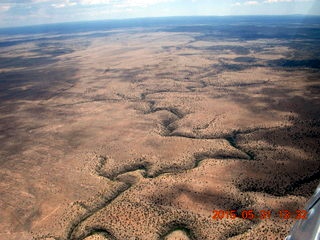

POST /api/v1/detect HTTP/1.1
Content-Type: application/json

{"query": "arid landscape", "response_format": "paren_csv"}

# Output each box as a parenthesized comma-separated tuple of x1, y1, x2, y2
(0, 17, 319, 240)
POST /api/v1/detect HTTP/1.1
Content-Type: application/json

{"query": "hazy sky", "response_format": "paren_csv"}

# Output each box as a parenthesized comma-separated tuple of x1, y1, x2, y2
(0, 0, 320, 27)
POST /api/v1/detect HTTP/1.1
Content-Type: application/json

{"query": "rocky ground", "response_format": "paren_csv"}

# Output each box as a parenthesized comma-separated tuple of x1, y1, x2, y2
(0, 21, 319, 240)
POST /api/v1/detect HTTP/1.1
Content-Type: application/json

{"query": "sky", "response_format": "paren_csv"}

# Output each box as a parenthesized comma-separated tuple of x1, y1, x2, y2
(0, 0, 320, 28)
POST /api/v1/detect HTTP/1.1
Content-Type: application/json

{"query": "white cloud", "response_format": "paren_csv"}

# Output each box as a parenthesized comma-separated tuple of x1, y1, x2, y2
(32, 0, 52, 3)
(47, 0, 172, 8)
(79, 0, 112, 5)
(244, 1, 259, 5)
(264, 0, 292, 2)
(231, 2, 242, 6)
(0, 0, 174, 12)
(125, 0, 172, 5)
(52, 3, 66, 7)
(114, 0, 173, 8)
(0, 5, 11, 11)
(51, 0, 77, 8)
(264, 0, 312, 2)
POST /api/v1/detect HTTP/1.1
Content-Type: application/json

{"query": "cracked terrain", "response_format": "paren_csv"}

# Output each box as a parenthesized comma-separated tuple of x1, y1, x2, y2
(0, 17, 319, 240)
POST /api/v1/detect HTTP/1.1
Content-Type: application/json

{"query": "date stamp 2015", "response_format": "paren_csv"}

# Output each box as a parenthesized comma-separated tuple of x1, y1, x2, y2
(212, 209, 308, 220)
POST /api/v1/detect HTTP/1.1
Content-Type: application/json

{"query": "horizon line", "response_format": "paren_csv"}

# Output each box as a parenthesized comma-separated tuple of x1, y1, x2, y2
(1, 14, 320, 30)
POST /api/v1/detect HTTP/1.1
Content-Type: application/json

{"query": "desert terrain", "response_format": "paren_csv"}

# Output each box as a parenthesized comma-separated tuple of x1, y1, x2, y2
(0, 17, 319, 240)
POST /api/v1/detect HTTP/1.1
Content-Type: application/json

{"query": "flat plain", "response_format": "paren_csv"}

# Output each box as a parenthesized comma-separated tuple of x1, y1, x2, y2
(0, 16, 319, 240)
